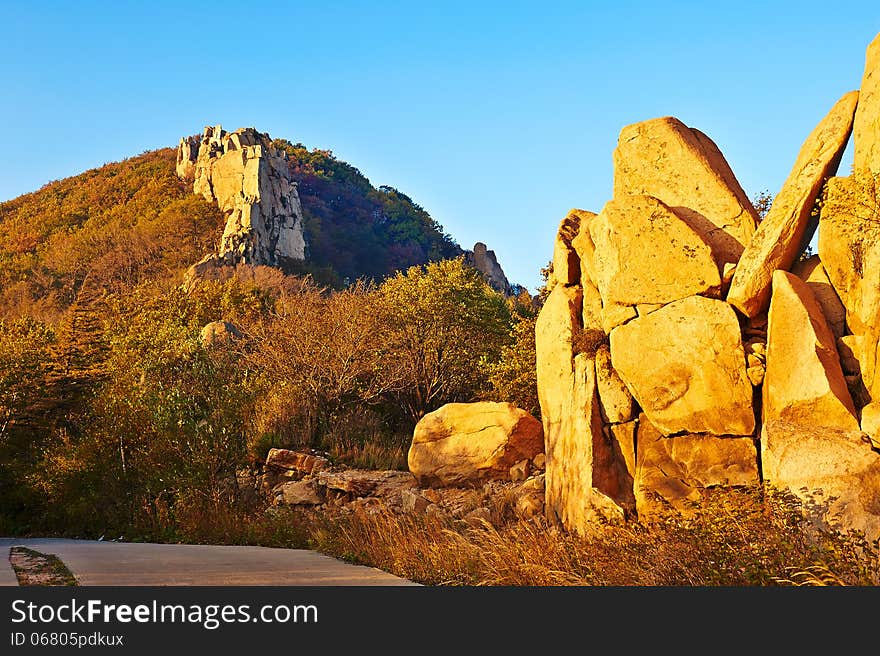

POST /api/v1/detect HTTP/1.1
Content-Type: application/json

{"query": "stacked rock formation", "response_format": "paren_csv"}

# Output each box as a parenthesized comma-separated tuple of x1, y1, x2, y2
(176, 125, 306, 269)
(537, 33, 880, 541)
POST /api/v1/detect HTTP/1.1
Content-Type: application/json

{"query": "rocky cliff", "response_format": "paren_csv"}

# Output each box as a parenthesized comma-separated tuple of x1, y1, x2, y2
(176, 125, 306, 268)
(464, 242, 514, 296)
(536, 32, 880, 543)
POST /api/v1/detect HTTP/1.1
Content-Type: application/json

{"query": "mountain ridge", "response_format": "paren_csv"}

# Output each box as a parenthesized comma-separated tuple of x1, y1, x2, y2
(0, 129, 521, 323)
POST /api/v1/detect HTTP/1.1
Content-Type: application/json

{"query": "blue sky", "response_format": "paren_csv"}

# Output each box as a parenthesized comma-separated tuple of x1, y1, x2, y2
(2, 1, 879, 291)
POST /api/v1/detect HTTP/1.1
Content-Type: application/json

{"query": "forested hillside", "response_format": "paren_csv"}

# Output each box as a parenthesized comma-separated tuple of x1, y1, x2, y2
(0, 142, 537, 536)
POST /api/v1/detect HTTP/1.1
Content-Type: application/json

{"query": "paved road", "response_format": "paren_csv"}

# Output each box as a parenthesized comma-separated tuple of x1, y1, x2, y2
(0, 538, 418, 586)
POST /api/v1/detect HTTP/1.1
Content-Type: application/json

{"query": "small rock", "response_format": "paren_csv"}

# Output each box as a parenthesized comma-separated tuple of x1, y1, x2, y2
(400, 488, 430, 514)
(265, 449, 330, 477)
(509, 459, 530, 483)
(277, 480, 324, 506)
(515, 492, 544, 521)
(200, 321, 242, 347)
(519, 473, 546, 493)
(747, 364, 766, 387)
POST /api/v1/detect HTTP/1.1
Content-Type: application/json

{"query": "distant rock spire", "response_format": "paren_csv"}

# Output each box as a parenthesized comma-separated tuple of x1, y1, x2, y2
(176, 125, 306, 267)
(465, 242, 513, 295)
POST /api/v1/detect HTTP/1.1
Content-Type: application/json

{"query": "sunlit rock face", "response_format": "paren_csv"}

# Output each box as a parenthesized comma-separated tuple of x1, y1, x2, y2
(176, 125, 306, 267)
(532, 31, 880, 542)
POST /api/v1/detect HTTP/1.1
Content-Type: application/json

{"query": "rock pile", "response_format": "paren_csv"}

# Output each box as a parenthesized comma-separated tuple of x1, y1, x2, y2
(176, 125, 306, 272)
(246, 436, 547, 526)
(536, 33, 880, 541)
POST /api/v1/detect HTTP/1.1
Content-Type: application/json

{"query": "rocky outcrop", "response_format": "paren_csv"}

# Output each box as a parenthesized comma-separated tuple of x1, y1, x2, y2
(407, 402, 543, 487)
(727, 91, 859, 317)
(763, 271, 859, 430)
(589, 195, 721, 307)
(613, 116, 758, 271)
(523, 31, 880, 545)
(853, 32, 880, 175)
(634, 416, 759, 520)
(818, 175, 880, 445)
(464, 242, 514, 295)
(609, 296, 754, 437)
(176, 125, 306, 268)
(761, 420, 880, 545)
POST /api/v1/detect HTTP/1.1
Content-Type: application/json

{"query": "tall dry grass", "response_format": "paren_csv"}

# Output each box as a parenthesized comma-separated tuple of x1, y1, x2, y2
(137, 485, 879, 586)
(296, 486, 880, 586)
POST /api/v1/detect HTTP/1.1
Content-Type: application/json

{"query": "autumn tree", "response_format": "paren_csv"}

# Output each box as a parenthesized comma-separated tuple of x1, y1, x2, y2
(485, 312, 539, 418)
(376, 257, 513, 423)
(244, 279, 402, 452)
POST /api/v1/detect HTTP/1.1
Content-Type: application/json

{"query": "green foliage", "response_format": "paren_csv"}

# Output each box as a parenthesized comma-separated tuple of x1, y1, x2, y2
(274, 140, 462, 285)
(752, 189, 774, 220)
(32, 280, 260, 535)
(0, 318, 59, 531)
(377, 257, 514, 421)
(485, 313, 539, 418)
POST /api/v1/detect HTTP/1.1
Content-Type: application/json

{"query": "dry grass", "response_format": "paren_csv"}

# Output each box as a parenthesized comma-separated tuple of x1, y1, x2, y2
(145, 485, 880, 586)
(303, 487, 880, 586)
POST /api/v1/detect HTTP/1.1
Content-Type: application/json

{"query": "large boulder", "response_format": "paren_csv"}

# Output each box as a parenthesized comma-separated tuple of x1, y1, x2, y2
(727, 91, 858, 317)
(536, 283, 582, 459)
(818, 175, 880, 444)
(634, 415, 759, 520)
(464, 242, 514, 296)
(761, 420, 880, 546)
(609, 296, 755, 436)
(408, 402, 543, 487)
(817, 175, 880, 337)
(612, 116, 758, 270)
(763, 271, 859, 431)
(588, 195, 721, 307)
(791, 255, 848, 340)
(853, 32, 880, 175)
(545, 353, 615, 533)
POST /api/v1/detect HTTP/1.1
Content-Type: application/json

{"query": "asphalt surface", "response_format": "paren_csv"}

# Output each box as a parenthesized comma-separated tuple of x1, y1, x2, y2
(0, 538, 418, 586)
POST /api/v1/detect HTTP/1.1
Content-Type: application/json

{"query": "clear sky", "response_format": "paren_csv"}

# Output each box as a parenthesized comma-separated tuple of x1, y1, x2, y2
(2, 1, 879, 292)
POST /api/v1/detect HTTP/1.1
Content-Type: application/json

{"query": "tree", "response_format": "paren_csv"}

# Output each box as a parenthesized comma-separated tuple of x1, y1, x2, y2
(244, 279, 401, 450)
(752, 190, 774, 220)
(376, 257, 513, 422)
(485, 312, 539, 418)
